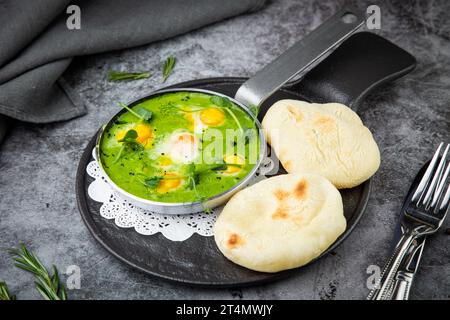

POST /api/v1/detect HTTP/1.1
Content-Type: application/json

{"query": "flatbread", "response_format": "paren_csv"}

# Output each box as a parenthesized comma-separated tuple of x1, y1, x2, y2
(262, 100, 380, 188)
(214, 173, 345, 272)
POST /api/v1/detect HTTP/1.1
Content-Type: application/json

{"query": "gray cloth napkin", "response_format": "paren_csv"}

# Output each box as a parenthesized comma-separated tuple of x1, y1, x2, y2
(0, 0, 265, 143)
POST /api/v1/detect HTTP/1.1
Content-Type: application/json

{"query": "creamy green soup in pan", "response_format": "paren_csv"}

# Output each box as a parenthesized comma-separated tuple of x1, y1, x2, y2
(99, 91, 260, 203)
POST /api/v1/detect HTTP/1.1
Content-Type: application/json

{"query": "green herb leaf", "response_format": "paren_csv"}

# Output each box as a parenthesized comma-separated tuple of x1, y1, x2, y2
(209, 163, 228, 171)
(0, 281, 16, 300)
(143, 176, 163, 188)
(118, 102, 153, 123)
(136, 108, 153, 122)
(210, 96, 232, 108)
(118, 129, 138, 142)
(108, 71, 151, 82)
(8, 242, 67, 300)
(162, 56, 176, 82)
(114, 129, 143, 163)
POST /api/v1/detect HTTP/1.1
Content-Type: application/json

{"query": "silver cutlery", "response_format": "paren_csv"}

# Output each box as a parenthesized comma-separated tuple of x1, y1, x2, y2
(368, 142, 450, 300)
(390, 237, 425, 300)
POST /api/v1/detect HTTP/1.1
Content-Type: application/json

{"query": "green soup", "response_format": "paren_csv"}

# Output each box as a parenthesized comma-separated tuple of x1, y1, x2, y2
(99, 91, 260, 203)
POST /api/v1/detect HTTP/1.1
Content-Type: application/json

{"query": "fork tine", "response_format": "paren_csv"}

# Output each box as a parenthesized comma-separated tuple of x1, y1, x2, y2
(422, 143, 449, 208)
(412, 142, 443, 203)
(431, 160, 450, 208)
(439, 182, 450, 211)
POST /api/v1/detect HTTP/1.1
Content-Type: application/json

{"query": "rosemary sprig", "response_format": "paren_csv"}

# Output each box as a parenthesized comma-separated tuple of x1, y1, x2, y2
(162, 56, 176, 82)
(108, 70, 151, 82)
(0, 281, 16, 300)
(8, 243, 67, 300)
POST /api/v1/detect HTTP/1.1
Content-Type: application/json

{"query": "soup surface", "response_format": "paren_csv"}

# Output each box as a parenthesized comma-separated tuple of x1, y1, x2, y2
(99, 91, 260, 204)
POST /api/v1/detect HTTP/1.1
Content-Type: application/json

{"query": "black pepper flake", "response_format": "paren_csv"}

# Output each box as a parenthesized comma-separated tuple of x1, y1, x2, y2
(446, 228, 450, 235)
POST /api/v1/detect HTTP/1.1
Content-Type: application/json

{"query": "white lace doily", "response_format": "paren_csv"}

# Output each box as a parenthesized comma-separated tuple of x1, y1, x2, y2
(86, 149, 273, 241)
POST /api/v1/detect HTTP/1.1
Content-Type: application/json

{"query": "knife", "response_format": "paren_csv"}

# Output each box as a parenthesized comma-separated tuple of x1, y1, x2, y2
(389, 237, 426, 300)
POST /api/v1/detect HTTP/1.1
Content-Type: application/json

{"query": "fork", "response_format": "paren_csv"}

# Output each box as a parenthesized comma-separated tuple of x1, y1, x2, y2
(368, 142, 450, 300)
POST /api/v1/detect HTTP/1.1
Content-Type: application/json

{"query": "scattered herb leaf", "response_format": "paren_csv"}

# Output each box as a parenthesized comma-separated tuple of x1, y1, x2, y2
(162, 56, 176, 82)
(108, 71, 151, 82)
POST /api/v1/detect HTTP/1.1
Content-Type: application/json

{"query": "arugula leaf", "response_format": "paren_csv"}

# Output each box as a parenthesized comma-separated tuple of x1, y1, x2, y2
(108, 71, 151, 82)
(162, 56, 176, 82)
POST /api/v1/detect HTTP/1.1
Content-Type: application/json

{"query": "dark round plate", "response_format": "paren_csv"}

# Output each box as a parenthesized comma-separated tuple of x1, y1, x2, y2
(76, 77, 371, 287)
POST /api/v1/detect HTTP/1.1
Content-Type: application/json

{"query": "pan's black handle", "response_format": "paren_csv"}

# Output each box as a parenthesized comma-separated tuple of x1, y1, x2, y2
(287, 32, 416, 109)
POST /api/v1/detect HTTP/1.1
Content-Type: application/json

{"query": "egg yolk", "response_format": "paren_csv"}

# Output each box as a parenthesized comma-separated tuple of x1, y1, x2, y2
(223, 154, 245, 174)
(156, 173, 182, 193)
(157, 156, 172, 167)
(184, 113, 195, 131)
(116, 124, 153, 148)
(199, 108, 225, 126)
(116, 130, 127, 141)
(135, 124, 153, 147)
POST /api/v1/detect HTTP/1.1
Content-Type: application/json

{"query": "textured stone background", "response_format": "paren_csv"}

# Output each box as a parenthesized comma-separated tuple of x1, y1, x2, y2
(0, 0, 449, 300)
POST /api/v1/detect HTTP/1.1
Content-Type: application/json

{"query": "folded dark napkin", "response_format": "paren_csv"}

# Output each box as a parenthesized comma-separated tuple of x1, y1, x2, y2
(0, 0, 265, 143)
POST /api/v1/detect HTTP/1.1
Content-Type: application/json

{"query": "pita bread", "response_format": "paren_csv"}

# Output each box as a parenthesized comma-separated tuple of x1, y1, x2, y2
(262, 100, 380, 188)
(214, 173, 345, 272)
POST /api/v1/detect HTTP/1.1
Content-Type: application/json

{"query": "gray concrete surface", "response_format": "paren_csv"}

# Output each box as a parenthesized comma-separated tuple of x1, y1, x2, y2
(0, 0, 449, 300)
